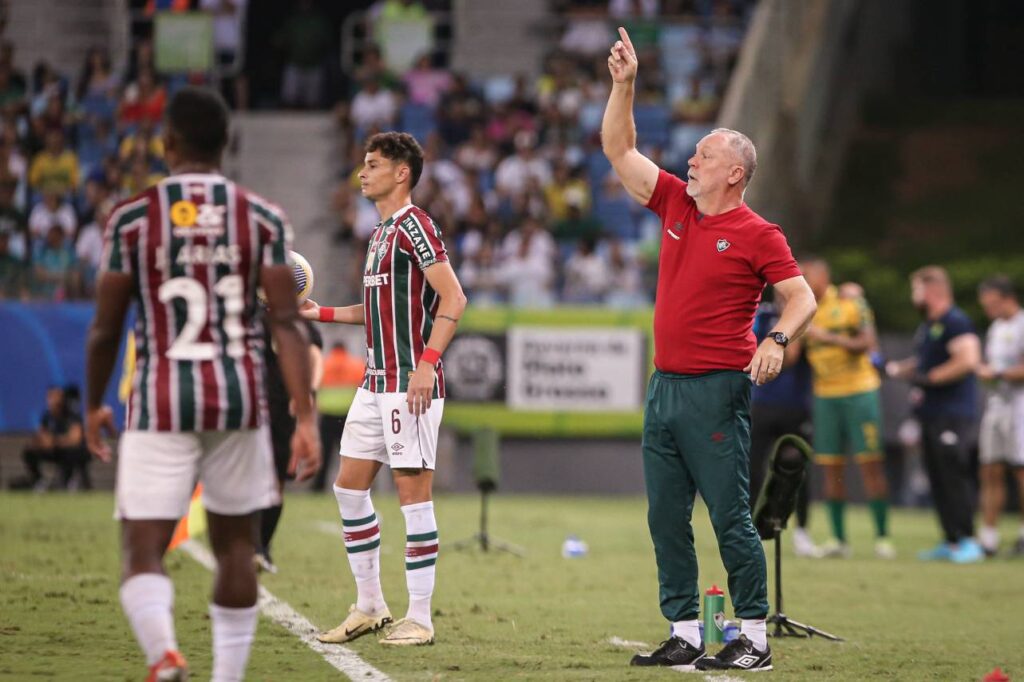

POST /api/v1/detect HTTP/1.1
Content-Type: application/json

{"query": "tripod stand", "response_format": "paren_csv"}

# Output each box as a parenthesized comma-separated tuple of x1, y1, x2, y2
(767, 522, 842, 640)
(448, 483, 524, 556)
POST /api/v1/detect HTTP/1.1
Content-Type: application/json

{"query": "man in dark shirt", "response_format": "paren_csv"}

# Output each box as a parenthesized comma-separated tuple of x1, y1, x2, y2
(18, 385, 85, 490)
(256, 317, 323, 573)
(750, 299, 818, 557)
(886, 266, 983, 563)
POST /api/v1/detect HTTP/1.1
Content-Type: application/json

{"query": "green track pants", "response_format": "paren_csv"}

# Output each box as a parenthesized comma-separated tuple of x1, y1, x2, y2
(641, 369, 769, 621)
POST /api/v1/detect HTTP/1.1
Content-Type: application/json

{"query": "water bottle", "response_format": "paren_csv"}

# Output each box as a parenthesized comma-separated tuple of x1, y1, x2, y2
(561, 535, 588, 558)
(723, 621, 739, 643)
(703, 584, 726, 643)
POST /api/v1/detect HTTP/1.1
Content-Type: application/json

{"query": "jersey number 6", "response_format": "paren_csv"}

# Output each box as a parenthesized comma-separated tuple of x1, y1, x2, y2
(391, 409, 401, 434)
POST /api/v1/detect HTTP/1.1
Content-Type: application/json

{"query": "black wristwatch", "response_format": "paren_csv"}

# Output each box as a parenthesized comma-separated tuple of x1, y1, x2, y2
(768, 331, 789, 348)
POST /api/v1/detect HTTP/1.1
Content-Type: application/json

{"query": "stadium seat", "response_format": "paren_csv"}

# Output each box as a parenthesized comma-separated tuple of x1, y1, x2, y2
(633, 104, 671, 147)
(594, 197, 638, 240)
(399, 103, 437, 141)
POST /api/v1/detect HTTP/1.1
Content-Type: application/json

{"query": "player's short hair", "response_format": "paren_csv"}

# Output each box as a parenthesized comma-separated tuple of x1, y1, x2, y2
(709, 127, 757, 185)
(165, 86, 229, 163)
(978, 274, 1017, 299)
(910, 265, 951, 291)
(365, 132, 424, 189)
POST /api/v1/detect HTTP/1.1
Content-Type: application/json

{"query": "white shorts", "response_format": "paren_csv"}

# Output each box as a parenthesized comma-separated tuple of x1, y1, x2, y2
(979, 398, 1024, 466)
(339, 387, 444, 470)
(115, 426, 279, 520)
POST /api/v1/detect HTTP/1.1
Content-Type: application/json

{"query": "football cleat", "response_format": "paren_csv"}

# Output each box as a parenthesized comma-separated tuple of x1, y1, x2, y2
(792, 528, 823, 558)
(379, 618, 435, 646)
(874, 539, 897, 559)
(629, 636, 706, 670)
(253, 552, 278, 575)
(318, 604, 392, 643)
(918, 542, 954, 561)
(950, 538, 985, 564)
(819, 538, 852, 558)
(695, 634, 772, 672)
(147, 650, 188, 682)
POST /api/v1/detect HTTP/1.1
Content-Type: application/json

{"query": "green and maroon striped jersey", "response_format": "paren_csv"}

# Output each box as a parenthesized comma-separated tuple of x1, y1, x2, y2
(100, 173, 292, 432)
(362, 204, 447, 397)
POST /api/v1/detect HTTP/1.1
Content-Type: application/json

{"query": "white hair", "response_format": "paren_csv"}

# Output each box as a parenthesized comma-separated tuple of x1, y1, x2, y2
(709, 127, 757, 185)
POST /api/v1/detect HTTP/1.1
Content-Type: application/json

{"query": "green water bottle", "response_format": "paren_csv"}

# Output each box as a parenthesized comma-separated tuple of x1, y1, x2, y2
(703, 584, 726, 644)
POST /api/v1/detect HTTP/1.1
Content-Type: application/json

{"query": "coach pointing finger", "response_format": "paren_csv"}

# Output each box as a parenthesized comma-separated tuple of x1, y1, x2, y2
(601, 26, 817, 674)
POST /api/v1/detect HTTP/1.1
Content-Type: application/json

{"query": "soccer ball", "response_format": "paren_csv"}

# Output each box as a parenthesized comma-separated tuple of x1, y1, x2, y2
(257, 250, 315, 305)
(290, 250, 315, 303)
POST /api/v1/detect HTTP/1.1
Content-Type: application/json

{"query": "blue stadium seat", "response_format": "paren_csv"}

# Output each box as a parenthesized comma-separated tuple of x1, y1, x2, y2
(399, 103, 437, 141)
(594, 197, 638, 240)
(633, 104, 671, 147)
(586, 150, 611, 189)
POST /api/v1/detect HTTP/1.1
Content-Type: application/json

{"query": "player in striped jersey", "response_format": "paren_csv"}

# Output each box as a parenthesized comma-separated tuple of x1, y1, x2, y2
(302, 132, 467, 647)
(84, 87, 321, 682)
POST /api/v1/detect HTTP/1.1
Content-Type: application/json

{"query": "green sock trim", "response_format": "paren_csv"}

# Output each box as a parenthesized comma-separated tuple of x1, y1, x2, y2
(826, 500, 846, 542)
(869, 498, 889, 538)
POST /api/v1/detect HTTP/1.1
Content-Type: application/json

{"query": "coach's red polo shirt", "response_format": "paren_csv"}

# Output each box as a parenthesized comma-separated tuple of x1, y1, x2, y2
(646, 169, 801, 375)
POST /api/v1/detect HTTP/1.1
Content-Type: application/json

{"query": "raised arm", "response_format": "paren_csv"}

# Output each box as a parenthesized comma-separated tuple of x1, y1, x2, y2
(601, 26, 660, 206)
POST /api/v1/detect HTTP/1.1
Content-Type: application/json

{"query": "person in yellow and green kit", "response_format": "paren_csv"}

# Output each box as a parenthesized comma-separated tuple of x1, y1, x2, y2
(796, 257, 894, 559)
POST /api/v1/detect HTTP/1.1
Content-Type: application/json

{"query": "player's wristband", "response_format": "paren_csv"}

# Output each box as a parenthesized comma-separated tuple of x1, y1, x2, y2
(420, 347, 441, 367)
(318, 306, 335, 322)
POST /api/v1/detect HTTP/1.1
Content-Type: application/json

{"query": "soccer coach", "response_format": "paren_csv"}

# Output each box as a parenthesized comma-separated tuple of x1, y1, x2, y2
(603, 28, 817, 673)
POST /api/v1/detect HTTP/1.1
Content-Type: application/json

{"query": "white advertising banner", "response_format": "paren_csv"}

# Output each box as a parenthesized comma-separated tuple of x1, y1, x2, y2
(507, 327, 646, 411)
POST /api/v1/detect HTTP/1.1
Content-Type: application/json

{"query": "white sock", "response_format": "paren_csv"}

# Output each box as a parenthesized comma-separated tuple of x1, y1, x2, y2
(979, 525, 1000, 551)
(740, 619, 768, 651)
(209, 603, 258, 682)
(671, 619, 701, 648)
(402, 500, 438, 629)
(334, 485, 386, 613)
(119, 573, 177, 665)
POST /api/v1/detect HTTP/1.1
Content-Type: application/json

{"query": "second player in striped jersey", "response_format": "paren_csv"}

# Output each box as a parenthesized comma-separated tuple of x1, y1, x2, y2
(84, 86, 320, 681)
(302, 132, 467, 647)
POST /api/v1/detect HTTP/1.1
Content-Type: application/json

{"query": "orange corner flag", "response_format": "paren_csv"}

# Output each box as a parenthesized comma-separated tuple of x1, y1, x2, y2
(168, 484, 207, 550)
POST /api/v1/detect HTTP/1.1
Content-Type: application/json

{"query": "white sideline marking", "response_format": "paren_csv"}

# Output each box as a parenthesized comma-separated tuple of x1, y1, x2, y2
(180, 539, 392, 682)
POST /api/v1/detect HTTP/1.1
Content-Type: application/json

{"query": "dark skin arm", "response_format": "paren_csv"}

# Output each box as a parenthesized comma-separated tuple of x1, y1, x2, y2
(261, 264, 321, 481)
(85, 272, 134, 461)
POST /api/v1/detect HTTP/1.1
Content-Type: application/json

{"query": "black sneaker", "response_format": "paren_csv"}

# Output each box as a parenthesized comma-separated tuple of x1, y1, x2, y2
(695, 634, 772, 672)
(630, 637, 707, 670)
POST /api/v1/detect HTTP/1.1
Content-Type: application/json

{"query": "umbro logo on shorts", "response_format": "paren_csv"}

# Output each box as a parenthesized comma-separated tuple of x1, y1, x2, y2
(391, 443, 405, 452)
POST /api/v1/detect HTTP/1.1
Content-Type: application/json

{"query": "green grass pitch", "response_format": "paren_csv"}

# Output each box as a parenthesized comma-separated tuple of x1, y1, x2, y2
(1, 492, 1022, 680)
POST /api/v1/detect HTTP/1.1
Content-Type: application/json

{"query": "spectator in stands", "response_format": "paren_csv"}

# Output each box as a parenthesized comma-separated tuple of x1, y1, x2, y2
(29, 128, 79, 197)
(29, 187, 76, 243)
(350, 77, 398, 131)
(545, 159, 592, 220)
(886, 266, 984, 563)
(13, 385, 87, 491)
(495, 131, 552, 200)
(75, 197, 110, 297)
(118, 68, 165, 130)
(0, 63, 25, 117)
(605, 238, 646, 307)
(200, 0, 250, 109)
(674, 73, 720, 123)
(276, 0, 332, 109)
(458, 238, 503, 307)
(0, 125, 26, 204)
(118, 117, 164, 164)
(563, 235, 610, 303)
(437, 73, 485, 147)
(0, 229, 27, 299)
(0, 176, 27, 260)
(33, 223, 77, 300)
(552, 196, 602, 245)
(560, 4, 616, 57)
(121, 38, 155, 90)
(0, 40, 27, 94)
(354, 44, 401, 93)
(75, 47, 119, 120)
(77, 115, 119, 175)
(30, 63, 70, 124)
(403, 53, 452, 110)
(454, 125, 498, 174)
(497, 215, 556, 307)
(122, 145, 165, 195)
